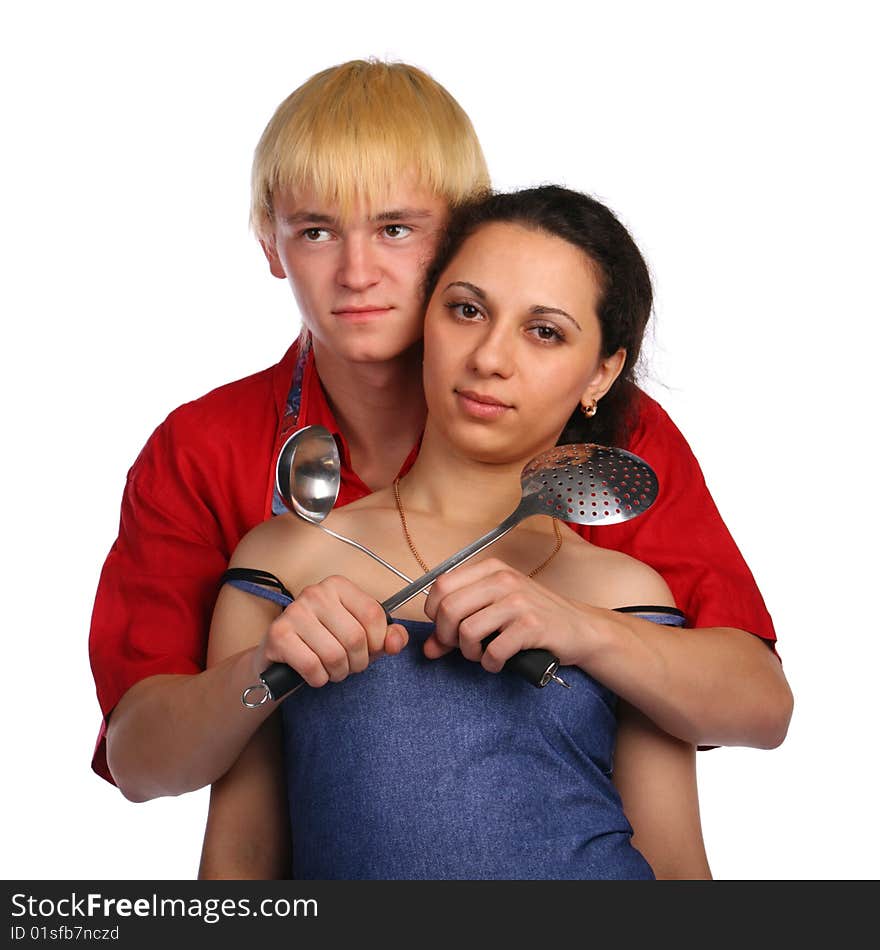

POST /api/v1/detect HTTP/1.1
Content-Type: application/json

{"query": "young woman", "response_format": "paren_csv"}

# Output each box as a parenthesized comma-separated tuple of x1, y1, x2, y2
(198, 186, 711, 880)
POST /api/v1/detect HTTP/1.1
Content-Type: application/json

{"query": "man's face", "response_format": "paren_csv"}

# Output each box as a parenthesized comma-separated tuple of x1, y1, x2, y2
(263, 181, 450, 365)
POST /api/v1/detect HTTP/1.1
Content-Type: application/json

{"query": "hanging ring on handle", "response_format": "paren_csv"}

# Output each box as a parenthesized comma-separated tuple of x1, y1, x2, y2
(241, 683, 271, 707)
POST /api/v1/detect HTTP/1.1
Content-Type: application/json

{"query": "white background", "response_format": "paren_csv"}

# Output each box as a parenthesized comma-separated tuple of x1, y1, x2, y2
(2, 1, 877, 881)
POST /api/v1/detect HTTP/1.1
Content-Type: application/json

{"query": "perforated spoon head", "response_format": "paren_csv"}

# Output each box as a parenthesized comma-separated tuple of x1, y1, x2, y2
(519, 443, 659, 526)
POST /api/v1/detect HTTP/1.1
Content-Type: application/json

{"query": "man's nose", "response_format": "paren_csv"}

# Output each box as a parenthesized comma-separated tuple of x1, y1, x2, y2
(337, 236, 381, 291)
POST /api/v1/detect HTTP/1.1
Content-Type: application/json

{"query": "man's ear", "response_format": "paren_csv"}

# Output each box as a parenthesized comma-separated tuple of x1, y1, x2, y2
(260, 235, 287, 279)
(581, 348, 627, 409)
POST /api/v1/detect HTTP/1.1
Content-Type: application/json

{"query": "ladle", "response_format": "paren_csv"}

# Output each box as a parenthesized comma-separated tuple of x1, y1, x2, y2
(244, 437, 659, 706)
(274, 425, 414, 585)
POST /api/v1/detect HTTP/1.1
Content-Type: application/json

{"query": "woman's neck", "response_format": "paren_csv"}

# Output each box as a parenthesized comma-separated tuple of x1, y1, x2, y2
(395, 419, 551, 530)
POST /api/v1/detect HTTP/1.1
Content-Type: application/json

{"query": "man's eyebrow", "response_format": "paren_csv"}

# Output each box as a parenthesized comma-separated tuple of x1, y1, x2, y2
(282, 208, 435, 226)
(374, 208, 436, 222)
(444, 282, 583, 330)
(282, 211, 337, 226)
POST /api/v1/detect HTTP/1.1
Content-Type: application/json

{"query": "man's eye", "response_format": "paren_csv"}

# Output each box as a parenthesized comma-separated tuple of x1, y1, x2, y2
(303, 228, 331, 242)
(383, 224, 412, 239)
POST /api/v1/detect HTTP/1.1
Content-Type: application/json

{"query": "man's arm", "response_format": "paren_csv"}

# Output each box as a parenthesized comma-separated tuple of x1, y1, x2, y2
(103, 568, 282, 801)
(89, 347, 300, 788)
(107, 557, 407, 801)
(90, 451, 266, 796)
(576, 609, 792, 748)
(424, 555, 792, 749)
(106, 658, 274, 802)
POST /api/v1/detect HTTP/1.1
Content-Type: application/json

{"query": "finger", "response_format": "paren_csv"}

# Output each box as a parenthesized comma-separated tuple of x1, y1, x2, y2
(284, 610, 355, 683)
(327, 577, 391, 656)
(431, 571, 525, 656)
(298, 576, 382, 673)
(286, 598, 363, 676)
(455, 599, 530, 662)
(380, 623, 410, 656)
(422, 633, 454, 660)
(423, 558, 515, 620)
(263, 622, 331, 689)
(479, 621, 532, 674)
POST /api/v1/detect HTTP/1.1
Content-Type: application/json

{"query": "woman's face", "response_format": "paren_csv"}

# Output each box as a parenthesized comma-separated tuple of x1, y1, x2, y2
(422, 221, 625, 465)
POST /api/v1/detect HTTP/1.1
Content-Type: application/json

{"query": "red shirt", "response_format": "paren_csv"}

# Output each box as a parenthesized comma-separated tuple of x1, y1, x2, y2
(88, 340, 775, 784)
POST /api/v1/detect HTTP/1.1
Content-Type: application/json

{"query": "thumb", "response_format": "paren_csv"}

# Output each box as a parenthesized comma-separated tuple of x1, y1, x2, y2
(382, 623, 409, 656)
(422, 633, 454, 660)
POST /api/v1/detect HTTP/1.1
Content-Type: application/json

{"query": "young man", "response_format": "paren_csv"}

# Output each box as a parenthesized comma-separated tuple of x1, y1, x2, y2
(90, 60, 792, 802)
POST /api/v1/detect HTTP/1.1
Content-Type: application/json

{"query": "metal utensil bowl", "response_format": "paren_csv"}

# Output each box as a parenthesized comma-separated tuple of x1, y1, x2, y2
(276, 426, 341, 525)
(275, 426, 415, 584)
(521, 443, 658, 524)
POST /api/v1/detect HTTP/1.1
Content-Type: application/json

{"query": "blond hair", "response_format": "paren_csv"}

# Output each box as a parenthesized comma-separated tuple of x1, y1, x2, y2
(250, 59, 490, 238)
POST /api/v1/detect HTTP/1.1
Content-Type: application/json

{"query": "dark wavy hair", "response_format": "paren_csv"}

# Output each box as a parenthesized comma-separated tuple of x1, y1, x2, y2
(423, 185, 652, 446)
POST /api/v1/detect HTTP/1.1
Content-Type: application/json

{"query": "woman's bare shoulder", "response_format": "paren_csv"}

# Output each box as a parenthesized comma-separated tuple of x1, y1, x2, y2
(319, 490, 399, 540)
(228, 493, 401, 594)
(229, 514, 335, 588)
(552, 534, 675, 609)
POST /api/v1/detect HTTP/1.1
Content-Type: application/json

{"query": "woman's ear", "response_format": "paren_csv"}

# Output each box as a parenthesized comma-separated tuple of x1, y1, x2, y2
(580, 348, 626, 410)
(260, 235, 287, 279)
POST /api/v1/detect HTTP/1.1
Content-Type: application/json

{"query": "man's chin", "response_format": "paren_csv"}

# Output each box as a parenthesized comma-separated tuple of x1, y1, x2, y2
(312, 333, 423, 367)
(345, 344, 421, 365)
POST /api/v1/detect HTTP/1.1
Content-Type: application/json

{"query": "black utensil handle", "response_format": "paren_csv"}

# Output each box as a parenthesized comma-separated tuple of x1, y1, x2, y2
(254, 628, 559, 703)
(480, 632, 560, 688)
(388, 612, 560, 688)
(261, 662, 306, 701)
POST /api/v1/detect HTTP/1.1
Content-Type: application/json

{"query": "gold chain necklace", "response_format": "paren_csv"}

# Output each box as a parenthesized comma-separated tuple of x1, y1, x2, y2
(392, 477, 563, 577)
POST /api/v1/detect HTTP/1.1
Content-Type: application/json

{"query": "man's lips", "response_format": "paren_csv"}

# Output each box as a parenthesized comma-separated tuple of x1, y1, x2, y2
(332, 305, 393, 317)
(456, 389, 513, 418)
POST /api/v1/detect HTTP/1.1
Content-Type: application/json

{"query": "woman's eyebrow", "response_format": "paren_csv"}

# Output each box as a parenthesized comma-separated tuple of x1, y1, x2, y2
(444, 282, 582, 331)
(532, 306, 582, 331)
(444, 280, 486, 299)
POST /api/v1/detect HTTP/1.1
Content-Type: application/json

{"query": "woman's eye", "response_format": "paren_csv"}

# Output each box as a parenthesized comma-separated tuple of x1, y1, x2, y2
(302, 228, 332, 242)
(383, 224, 412, 239)
(448, 302, 482, 320)
(529, 324, 564, 342)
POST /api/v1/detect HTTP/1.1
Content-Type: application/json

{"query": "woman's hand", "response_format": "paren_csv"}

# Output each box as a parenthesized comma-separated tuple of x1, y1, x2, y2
(421, 558, 596, 673)
(253, 575, 408, 688)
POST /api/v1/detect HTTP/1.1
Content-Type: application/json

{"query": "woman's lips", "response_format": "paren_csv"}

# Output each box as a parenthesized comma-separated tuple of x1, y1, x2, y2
(456, 389, 513, 419)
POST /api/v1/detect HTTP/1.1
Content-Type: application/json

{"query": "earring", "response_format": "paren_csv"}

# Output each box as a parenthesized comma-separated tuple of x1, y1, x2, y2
(581, 398, 598, 418)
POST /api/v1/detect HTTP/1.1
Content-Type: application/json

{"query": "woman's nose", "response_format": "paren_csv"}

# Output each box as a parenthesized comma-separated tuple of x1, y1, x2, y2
(467, 324, 515, 378)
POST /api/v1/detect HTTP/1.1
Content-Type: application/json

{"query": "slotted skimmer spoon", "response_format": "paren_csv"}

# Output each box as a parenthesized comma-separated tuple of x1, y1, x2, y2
(244, 438, 658, 706)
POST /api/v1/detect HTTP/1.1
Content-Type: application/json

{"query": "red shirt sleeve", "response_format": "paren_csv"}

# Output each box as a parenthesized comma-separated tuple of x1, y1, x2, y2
(88, 350, 295, 784)
(584, 390, 777, 647)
